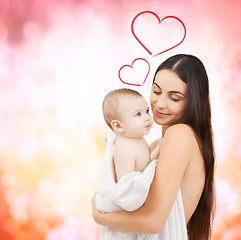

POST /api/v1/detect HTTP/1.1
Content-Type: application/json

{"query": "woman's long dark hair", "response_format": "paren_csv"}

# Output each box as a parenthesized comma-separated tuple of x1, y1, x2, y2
(153, 54, 215, 240)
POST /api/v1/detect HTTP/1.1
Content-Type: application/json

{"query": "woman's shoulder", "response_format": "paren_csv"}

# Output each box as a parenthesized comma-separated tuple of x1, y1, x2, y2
(166, 123, 193, 133)
(164, 124, 198, 150)
(165, 124, 195, 139)
(157, 124, 200, 170)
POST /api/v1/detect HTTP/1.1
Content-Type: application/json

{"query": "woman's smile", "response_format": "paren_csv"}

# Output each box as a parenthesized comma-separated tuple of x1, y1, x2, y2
(154, 107, 171, 117)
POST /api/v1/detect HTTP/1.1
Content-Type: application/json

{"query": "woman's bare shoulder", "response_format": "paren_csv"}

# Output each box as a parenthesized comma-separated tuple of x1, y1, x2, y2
(165, 124, 196, 142)
(163, 124, 200, 161)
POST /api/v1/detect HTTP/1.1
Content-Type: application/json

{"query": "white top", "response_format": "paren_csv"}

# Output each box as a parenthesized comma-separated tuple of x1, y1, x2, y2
(95, 131, 188, 240)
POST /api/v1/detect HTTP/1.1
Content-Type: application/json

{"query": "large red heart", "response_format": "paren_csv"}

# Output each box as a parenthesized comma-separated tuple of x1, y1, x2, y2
(118, 58, 150, 86)
(131, 11, 186, 57)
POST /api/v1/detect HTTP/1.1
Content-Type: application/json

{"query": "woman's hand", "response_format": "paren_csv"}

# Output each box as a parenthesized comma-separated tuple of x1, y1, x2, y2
(92, 192, 104, 226)
(91, 190, 152, 233)
(92, 192, 98, 222)
(92, 192, 96, 210)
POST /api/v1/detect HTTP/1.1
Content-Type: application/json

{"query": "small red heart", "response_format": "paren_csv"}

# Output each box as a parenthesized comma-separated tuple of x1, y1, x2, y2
(131, 11, 186, 57)
(118, 58, 150, 86)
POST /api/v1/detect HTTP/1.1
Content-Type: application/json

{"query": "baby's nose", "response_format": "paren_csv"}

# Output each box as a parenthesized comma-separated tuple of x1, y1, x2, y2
(145, 114, 151, 121)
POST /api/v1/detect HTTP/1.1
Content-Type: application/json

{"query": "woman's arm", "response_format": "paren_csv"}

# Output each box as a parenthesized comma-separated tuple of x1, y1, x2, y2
(92, 195, 154, 233)
(93, 124, 196, 234)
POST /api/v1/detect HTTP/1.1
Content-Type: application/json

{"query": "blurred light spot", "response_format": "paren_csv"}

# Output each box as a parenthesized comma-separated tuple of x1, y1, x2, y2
(15, 231, 28, 240)
(43, 132, 63, 150)
(91, 0, 106, 9)
(61, 221, 78, 240)
(56, 106, 78, 129)
(213, 219, 226, 235)
(39, 114, 52, 129)
(46, 227, 60, 240)
(4, 219, 20, 235)
(1, 172, 16, 186)
(0, 128, 7, 148)
(35, 219, 49, 234)
(0, 20, 8, 41)
(0, 0, 9, 17)
(18, 133, 37, 163)
(0, 58, 9, 80)
(38, 179, 55, 196)
(238, 60, 241, 71)
(222, 224, 241, 240)
(23, 21, 42, 42)
(75, 3, 94, 30)
(216, 180, 240, 214)
(31, 201, 52, 220)
(9, 193, 30, 223)
(30, 84, 55, 111)
(4, 188, 18, 205)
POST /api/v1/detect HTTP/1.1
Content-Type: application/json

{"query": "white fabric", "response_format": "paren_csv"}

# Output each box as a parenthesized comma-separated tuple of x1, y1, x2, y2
(96, 131, 188, 240)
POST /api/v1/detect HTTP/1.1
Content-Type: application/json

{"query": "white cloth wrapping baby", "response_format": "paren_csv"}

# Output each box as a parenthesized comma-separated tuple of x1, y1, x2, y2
(95, 131, 188, 240)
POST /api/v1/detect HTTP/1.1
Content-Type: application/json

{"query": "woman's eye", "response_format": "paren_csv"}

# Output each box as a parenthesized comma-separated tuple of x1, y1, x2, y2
(136, 112, 141, 116)
(171, 97, 180, 102)
(153, 90, 161, 95)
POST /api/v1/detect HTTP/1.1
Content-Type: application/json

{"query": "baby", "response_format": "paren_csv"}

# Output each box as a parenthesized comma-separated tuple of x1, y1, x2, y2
(102, 88, 153, 181)
(96, 88, 158, 239)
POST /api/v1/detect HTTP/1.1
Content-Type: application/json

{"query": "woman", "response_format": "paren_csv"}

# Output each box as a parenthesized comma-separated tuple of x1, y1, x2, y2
(92, 54, 216, 240)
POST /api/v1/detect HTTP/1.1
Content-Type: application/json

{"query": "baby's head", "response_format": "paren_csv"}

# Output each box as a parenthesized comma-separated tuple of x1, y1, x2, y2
(102, 88, 153, 138)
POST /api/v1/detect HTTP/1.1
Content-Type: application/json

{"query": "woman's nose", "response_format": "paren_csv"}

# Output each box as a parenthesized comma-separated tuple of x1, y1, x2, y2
(155, 95, 167, 109)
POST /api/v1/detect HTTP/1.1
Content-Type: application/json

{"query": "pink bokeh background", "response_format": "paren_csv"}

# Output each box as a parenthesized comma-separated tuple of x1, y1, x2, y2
(0, 0, 241, 239)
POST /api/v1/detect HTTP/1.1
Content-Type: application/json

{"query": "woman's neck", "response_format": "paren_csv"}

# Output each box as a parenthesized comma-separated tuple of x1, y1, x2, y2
(162, 125, 170, 137)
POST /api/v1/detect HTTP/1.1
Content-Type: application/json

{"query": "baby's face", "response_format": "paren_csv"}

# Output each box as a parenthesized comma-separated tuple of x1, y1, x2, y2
(118, 96, 153, 138)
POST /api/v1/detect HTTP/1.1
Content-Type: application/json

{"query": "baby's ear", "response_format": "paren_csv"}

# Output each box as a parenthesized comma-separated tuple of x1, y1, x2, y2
(111, 120, 123, 133)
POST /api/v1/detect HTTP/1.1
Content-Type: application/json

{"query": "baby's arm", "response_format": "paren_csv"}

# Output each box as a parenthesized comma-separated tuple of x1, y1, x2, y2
(114, 145, 136, 182)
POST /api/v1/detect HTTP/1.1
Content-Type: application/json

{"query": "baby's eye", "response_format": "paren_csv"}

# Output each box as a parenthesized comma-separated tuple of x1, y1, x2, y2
(136, 112, 141, 116)
(146, 109, 149, 114)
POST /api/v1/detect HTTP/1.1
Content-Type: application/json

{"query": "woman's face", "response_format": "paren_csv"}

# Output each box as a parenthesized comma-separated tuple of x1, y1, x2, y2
(150, 69, 187, 127)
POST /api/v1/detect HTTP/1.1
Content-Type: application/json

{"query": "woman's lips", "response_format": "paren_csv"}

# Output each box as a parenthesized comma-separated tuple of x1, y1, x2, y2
(155, 109, 170, 117)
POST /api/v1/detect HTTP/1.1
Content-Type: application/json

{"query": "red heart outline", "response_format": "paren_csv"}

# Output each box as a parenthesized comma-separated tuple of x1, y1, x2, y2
(131, 11, 186, 57)
(118, 58, 150, 86)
